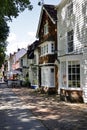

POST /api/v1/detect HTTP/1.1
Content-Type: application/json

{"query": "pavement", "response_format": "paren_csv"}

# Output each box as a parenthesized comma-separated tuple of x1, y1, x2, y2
(0, 83, 87, 130)
(0, 83, 48, 130)
(12, 87, 87, 130)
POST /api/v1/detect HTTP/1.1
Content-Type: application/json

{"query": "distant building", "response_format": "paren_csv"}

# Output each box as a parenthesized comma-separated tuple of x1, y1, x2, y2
(27, 40, 39, 89)
(7, 48, 27, 80)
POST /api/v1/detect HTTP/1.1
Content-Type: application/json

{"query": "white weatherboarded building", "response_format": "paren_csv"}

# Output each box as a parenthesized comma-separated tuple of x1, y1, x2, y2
(56, 0, 87, 103)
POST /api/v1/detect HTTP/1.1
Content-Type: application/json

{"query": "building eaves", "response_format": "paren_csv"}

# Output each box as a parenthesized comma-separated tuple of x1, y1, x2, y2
(43, 4, 57, 23)
(55, 0, 67, 9)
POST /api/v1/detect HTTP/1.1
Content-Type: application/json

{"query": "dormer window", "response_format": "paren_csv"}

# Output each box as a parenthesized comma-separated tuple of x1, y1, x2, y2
(44, 22, 48, 35)
(67, 3, 73, 17)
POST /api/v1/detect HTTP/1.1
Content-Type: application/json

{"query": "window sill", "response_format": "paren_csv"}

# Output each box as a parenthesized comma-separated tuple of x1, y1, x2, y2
(60, 87, 82, 91)
(41, 86, 55, 88)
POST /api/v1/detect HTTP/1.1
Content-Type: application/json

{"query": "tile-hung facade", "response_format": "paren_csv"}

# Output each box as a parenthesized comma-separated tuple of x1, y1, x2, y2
(36, 4, 58, 93)
(57, 0, 87, 103)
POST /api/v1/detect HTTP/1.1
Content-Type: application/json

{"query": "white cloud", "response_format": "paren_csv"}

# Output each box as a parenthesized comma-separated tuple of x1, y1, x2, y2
(27, 31, 36, 44)
(7, 33, 16, 42)
(17, 41, 29, 49)
(6, 41, 28, 55)
(6, 31, 37, 55)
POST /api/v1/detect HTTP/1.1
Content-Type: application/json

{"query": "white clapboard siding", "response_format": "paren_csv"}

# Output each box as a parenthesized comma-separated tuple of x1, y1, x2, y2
(57, 0, 87, 56)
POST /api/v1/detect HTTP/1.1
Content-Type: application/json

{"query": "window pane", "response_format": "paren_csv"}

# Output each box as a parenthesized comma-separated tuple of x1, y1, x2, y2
(72, 75, 75, 80)
(51, 43, 54, 52)
(77, 74, 80, 80)
(68, 75, 71, 80)
(77, 81, 80, 87)
(72, 68, 76, 73)
(77, 67, 80, 73)
(67, 30, 73, 53)
(68, 81, 72, 87)
(51, 68, 54, 73)
(68, 67, 71, 73)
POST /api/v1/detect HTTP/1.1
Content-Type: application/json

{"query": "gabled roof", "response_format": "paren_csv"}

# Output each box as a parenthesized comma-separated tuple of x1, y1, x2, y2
(36, 4, 57, 38)
(27, 40, 39, 52)
(27, 40, 39, 59)
(44, 4, 57, 22)
(15, 48, 27, 62)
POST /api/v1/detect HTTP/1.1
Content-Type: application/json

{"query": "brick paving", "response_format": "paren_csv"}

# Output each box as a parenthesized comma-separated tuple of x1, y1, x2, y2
(12, 87, 87, 130)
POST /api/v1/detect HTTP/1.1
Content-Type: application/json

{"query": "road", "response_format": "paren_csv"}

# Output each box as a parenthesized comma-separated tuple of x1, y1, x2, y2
(0, 83, 48, 130)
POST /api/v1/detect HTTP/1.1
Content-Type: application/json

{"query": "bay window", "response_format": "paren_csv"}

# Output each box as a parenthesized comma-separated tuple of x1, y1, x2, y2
(61, 60, 80, 88)
(68, 61, 80, 88)
(40, 42, 55, 56)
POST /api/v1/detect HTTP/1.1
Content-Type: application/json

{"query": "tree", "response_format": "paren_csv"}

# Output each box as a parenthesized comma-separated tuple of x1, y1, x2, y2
(0, 44, 6, 67)
(0, 0, 33, 20)
(0, 0, 33, 67)
(0, 17, 9, 67)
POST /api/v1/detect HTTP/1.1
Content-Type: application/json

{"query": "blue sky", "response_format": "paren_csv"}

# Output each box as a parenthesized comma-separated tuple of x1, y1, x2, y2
(7, 0, 60, 55)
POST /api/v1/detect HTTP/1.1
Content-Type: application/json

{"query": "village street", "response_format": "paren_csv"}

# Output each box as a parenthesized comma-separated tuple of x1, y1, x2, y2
(0, 83, 87, 130)
(0, 83, 48, 130)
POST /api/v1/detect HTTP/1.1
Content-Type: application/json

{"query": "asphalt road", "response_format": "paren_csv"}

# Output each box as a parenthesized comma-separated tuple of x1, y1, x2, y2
(0, 83, 48, 130)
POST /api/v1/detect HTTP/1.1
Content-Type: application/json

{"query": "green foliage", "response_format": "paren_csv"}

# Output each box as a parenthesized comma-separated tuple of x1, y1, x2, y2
(0, 17, 9, 67)
(0, 0, 33, 67)
(23, 77, 31, 87)
(0, 17, 9, 42)
(0, 0, 33, 20)
(0, 44, 6, 67)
